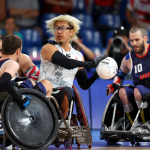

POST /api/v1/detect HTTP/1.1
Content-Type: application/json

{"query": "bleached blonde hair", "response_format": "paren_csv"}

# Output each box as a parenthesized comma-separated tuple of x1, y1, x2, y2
(45, 14, 82, 41)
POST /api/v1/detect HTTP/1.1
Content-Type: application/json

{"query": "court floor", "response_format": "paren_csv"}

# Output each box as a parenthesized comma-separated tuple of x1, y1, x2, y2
(6, 130, 150, 150)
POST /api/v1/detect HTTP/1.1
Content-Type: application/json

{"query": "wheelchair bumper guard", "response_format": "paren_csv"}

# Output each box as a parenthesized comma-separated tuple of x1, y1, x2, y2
(1, 88, 58, 150)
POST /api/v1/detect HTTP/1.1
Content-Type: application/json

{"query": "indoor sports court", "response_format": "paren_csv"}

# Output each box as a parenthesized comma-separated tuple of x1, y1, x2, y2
(1, 0, 150, 150)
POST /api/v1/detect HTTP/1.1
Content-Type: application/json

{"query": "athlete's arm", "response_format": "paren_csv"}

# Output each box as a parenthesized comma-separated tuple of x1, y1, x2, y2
(107, 54, 131, 96)
(0, 60, 30, 107)
(75, 57, 99, 90)
(41, 44, 107, 69)
(3, 60, 19, 78)
(18, 54, 40, 81)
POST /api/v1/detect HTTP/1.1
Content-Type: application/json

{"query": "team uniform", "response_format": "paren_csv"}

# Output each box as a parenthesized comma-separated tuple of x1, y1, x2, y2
(38, 42, 83, 106)
(123, 44, 150, 104)
(0, 59, 16, 90)
(0, 59, 46, 96)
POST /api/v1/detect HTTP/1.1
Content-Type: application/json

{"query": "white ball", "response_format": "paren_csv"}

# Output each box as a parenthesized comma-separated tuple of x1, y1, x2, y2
(96, 57, 118, 79)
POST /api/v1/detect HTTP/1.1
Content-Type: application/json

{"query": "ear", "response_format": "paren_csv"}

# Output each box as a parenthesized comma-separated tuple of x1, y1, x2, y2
(16, 48, 20, 55)
(144, 36, 147, 43)
(70, 29, 74, 37)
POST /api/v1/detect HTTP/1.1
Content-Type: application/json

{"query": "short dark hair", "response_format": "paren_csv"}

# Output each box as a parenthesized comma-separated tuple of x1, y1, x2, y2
(0, 35, 6, 41)
(130, 26, 146, 37)
(2, 35, 22, 55)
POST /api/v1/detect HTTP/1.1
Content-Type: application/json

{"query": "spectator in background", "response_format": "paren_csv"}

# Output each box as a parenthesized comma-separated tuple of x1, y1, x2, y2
(72, 33, 95, 61)
(7, 0, 40, 29)
(126, 0, 150, 30)
(2, 17, 23, 40)
(42, 0, 73, 15)
(105, 27, 132, 69)
(0, 0, 6, 28)
(72, 33, 95, 77)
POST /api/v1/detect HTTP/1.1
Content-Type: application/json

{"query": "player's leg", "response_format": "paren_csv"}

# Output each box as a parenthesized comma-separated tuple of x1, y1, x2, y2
(134, 85, 150, 123)
(119, 86, 137, 125)
(38, 79, 52, 96)
(20, 79, 52, 97)
(53, 87, 72, 119)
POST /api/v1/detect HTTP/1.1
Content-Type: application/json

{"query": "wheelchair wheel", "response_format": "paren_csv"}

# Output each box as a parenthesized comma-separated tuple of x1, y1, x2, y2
(1, 89, 58, 150)
(72, 85, 92, 146)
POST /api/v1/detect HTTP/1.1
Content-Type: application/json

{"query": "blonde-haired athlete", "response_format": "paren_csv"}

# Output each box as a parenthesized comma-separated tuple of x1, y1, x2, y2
(39, 14, 107, 118)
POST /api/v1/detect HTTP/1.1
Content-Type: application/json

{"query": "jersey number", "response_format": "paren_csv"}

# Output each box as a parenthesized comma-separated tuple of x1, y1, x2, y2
(134, 64, 142, 73)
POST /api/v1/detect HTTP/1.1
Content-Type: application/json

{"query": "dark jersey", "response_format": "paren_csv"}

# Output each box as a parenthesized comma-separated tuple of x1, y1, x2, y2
(130, 44, 150, 87)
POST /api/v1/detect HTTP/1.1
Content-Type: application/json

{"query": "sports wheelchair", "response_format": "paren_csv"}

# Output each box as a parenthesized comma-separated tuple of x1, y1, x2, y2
(100, 84, 150, 146)
(0, 85, 92, 149)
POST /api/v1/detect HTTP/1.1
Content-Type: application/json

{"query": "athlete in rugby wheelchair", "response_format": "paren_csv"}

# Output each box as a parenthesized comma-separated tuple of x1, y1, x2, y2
(0, 85, 92, 150)
(100, 84, 150, 146)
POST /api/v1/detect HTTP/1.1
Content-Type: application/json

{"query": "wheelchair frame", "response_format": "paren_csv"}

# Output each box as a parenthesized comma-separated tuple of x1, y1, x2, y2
(100, 84, 150, 146)
(0, 85, 92, 149)
(46, 85, 92, 149)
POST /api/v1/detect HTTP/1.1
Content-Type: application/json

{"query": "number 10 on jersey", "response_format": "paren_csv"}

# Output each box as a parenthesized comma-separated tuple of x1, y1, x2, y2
(135, 63, 142, 73)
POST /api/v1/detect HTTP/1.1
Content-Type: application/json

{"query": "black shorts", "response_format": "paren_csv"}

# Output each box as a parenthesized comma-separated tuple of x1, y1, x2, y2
(52, 87, 73, 107)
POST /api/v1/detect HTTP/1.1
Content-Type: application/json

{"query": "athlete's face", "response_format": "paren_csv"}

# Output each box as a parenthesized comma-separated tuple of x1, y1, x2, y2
(54, 21, 74, 45)
(129, 30, 147, 54)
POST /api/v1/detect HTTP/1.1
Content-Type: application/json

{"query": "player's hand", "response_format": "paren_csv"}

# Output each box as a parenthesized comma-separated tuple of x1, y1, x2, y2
(94, 55, 107, 67)
(106, 83, 119, 96)
(21, 95, 31, 108)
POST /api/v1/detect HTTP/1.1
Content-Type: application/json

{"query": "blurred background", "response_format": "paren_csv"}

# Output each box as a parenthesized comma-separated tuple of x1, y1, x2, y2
(0, 0, 149, 129)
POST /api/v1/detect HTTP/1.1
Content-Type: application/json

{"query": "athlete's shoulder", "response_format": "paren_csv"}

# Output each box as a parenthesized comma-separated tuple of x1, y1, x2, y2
(42, 43, 58, 52)
(125, 52, 131, 61)
(20, 53, 31, 61)
(121, 52, 131, 66)
(19, 53, 34, 68)
(5, 59, 19, 69)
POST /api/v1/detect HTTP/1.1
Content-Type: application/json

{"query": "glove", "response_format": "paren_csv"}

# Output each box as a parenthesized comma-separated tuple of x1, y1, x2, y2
(21, 95, 31, 108)
(87, 55, 108, 68)
(106, 83, 119, 96)
(94, 55, 108, 67)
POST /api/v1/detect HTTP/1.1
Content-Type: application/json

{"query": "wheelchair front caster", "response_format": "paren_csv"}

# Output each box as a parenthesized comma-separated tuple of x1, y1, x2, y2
(77, 143, 80, 148)
(107, 138, 111, 145)
(131, 138, 135, 146)
(55, 139, 60, 148)
(64, 139, 72, 149)
(1, 141, 6, 150)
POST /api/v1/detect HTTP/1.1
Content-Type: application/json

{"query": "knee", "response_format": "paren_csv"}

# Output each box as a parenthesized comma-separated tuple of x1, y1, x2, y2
(134, 88, 141, 101)
(41, 79, 52, 90)
(119, 87, 127, 99)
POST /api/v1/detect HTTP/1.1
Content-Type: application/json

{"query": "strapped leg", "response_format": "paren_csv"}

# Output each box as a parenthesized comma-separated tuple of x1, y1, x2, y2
(135, 85, 150, 123)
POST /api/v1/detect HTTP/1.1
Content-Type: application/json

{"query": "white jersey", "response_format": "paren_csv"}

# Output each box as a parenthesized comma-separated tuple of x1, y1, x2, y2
(38, 44, 83, 88)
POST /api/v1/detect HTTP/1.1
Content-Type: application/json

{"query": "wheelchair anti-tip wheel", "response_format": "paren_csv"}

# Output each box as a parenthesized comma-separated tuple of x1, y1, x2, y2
(1, 88, 58, 150)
